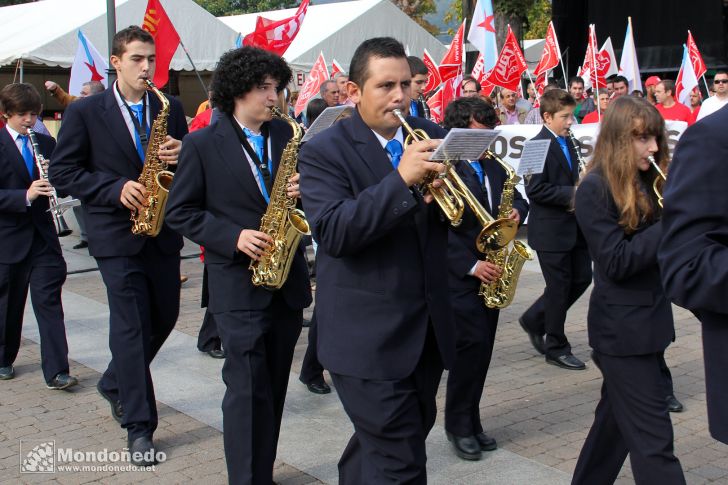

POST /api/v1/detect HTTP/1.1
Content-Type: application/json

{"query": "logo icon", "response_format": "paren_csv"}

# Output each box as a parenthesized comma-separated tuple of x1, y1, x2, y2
(20, 440, 55, 473)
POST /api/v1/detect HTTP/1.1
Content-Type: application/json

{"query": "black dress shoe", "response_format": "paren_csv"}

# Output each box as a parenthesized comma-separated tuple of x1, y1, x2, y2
(667, 395, 684, 413)
(128, 436, 157, 466)
(305, 379, 331, 394)
(446, 432, 482, 461)
(519, 317, 545, 355)
(47, 373, 78, 390)
(207, 349, 226, 359)
(97, 382, 124, 424)
(475, 431, 497, 451)
(73, 241, 88, 249)
(0, 365, 14, 380)
(546, 353, 586, 370)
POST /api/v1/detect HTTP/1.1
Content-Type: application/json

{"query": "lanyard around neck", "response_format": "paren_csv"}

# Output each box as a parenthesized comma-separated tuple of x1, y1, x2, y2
(116, 82, 149, 148)
(229, 115, 273, 202)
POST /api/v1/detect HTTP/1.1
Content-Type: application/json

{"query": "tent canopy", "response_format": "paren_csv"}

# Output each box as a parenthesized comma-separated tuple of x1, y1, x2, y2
(0, 0, 239, 71)
(220, 0, 447, 72)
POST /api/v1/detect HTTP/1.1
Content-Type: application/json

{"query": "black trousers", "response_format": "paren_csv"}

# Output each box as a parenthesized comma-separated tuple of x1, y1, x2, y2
(95, 241, 180, 441)
(330, 326, 443, 485)
(0, 232, 68, 382)
(299, 310, 324, 384)
(572, 351, 685, 485)
(521, 247, 592, 357)
(215, 292, 302, 485)
(197, 266, 221, 352)
(445, 287, 499, 437)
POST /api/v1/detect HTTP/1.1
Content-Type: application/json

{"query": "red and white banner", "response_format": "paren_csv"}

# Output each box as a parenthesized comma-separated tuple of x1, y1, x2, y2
(532, 71, 547, 108)
(243, 0, 309, 56)
(439, 20, 465, 82)
(69, 30, 108, 96)
(423, 49, 442, 94)
(687, 30, 707, 79)
(483, 25, 527, 92)
(330, 58, 345, 78)
(426, 88, 444, 123)
(600, 37, 619, 78)
(294, 52, 329, 116)
(676, 44, 699, 105)
(471, 53, 485, 84)
(579, 24, 609, 89)
(533, 21, 560, 77)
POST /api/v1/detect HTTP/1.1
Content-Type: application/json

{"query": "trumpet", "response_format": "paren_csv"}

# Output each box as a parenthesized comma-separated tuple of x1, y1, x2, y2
(648, 155, 666, 208)
(27, 129, 80, 237)
(391, 109, 517, 252)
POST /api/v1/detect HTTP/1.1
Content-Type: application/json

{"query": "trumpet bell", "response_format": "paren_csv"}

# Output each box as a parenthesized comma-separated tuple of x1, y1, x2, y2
(476, 218, 519, 253)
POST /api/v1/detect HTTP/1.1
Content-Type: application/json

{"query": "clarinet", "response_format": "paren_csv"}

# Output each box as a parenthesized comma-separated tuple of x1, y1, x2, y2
(567, 128, 587, 175)
(419, 94, 431, 121)
(27, 129, 78, 237)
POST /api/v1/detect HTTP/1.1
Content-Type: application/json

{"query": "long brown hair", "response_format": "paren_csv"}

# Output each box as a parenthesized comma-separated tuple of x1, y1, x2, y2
(587, 96, 668, 233)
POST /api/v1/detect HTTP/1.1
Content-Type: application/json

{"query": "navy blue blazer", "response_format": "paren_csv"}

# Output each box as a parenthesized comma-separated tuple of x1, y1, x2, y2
(298, 110, 455, 380)
(448, 155, 529, 289)
(164, 115, 312, 313)
(659, 104, 728, 444)
(525, 126, 584, 252)
(0, 129, 60, 264)
(575, 171, 673, 356)
(48, 88, 188, 258)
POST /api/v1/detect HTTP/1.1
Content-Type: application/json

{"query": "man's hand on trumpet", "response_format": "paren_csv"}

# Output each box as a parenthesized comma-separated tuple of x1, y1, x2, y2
(397, 139, 446, 203)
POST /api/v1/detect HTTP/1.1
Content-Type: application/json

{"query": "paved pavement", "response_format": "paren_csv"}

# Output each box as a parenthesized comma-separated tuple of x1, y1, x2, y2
(1, 232, 726, 484)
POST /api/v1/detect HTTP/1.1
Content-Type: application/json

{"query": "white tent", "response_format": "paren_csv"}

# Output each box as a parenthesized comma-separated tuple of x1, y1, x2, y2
(0, 0, 238, 71)
(220, 0, 447, 74)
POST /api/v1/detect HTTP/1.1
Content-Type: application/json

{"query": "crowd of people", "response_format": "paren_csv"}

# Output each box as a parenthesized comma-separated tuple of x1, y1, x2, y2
(1, 26, 727, 485)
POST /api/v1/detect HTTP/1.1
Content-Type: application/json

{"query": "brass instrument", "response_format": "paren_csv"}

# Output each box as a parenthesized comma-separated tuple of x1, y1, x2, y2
(419, 94, 431, 121)
(392, 109, 518, 251)
(478, 151, 534, 309)
(131, 79, 174, 237)
(250, 106, 311, 289)
(567, 129, 587, 175)
(27, 128, 79, 237)
(648, 155, 666, 208)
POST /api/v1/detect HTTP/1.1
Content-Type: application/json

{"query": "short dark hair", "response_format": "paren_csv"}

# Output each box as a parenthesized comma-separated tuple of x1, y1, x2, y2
(714, 70, 728, 78)
(568, 76, 585, 88)
(306, 98, 328, 126)
(0, 83, 41, 115)
(658, 79, 675, 96)
(461, 76, 481, 93)
(443, 97, 498, 130)
(612, 75, 629, 87)
(407, 56, 428, 77)
(83, 80, 106, 94)
(349, 37, 406, 87)
(211, 47, 292, 116)
(539, 89, 576, 118)
(112, 26, 154, 57)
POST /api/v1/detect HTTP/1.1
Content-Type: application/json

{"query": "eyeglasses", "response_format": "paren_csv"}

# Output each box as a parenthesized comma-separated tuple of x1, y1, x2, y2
(714, 80, 728, 84)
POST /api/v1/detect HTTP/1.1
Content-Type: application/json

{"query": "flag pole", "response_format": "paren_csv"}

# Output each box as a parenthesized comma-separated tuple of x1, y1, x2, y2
(106, 0, 117, 86)
(591, 24, 601, 121)
(178, 39, 208, 96)
(701, 74, 710, 95)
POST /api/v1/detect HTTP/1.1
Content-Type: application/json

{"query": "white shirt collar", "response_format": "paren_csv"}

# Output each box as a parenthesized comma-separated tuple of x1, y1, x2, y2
(112, 80, 147, 108)
(371, 126, 404, 150)
(5, 124, 23, 140)
(544, 125, 562, 139)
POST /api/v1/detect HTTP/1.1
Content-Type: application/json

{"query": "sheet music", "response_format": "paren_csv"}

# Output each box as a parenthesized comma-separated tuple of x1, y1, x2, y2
(301, 106, 354, 142)
(428, 128, 499, 161)
(517, 139, 551, 177)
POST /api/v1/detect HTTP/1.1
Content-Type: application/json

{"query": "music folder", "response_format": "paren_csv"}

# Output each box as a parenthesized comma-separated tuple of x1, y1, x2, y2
(428, 128, 499, 161)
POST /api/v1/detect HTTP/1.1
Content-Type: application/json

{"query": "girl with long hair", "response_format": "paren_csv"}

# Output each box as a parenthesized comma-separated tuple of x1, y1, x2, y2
(571, 96, 685, 485)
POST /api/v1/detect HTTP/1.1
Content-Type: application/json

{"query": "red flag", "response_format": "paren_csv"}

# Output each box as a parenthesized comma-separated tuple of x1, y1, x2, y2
(243, 0, 309, 56)
(331, 58, 345, 78)
(580, 25, 607, 89)
(439, 21, 465, 82)
(534, 21, 560, 77)
(426, 88, 443, 123)
(471, 53, 485, 83)
(294, 52, 329, 117)
(423, 49, 442, 94)
(484, 25, 527, 92)
(142, 0, 180, 88)
(687, 31, 707, 79)
(442, 74, 462, 107)
(532, 71, 547, 108)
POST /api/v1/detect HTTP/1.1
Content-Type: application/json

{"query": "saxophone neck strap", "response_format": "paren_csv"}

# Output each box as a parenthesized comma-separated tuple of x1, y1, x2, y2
(229, 115, 273, 202)
(116, 82, 150, 151)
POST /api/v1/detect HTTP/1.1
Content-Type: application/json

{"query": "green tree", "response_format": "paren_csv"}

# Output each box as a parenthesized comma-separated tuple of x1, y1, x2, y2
(443, 0, 549, 44)
(524, 0, 550, 39)
(391, 0, 439, 34)
(193, 0, 297, 16)
(0, 0, 35, 5)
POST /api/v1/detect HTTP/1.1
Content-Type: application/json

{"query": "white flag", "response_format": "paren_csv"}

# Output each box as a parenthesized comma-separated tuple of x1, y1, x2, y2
(467, 0, 497, 71)
(675, 44, 698, 105)
(69, 30, 108, 96)
(618, 18, 642, 92)
(600, 37, 619, 78)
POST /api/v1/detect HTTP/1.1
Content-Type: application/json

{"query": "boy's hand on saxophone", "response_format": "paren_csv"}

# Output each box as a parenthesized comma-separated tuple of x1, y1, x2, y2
(158, 135, 182, 165)
(121, 181, 149, 211)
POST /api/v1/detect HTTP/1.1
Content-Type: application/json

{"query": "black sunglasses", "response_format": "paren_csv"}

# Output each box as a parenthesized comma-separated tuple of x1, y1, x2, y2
(714, 79, 728, 84)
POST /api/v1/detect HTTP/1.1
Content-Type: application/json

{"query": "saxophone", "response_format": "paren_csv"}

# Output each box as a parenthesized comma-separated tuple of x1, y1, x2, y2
(249, 107, 311, 289)
(478, 151, 534, 309)
(130, 79, 174, 237)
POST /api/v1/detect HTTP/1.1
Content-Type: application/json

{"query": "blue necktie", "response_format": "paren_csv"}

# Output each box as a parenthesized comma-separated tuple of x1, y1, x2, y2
(129, 104, 146, 162)
(17, 134, 34, 177)
(469, 161, 484, 187)
(557, 136, 572, 169)
(410, 100, 419, 117)
(243, 127, 265, 162)
(385, 139, 403, 168)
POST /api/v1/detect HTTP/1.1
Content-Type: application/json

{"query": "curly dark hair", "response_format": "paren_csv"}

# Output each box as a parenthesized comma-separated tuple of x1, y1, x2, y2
(443, 97, 498, 130)
(211, 47, 292, 116)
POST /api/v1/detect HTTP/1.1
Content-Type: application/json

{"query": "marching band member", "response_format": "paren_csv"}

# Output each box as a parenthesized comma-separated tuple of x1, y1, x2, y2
(442, 97, 528, 461)
(298, 37, 454, 483)
(0, 83, 77, 390)
(164, 46, 311, 484)
(572, 96, 685, 484)
(49, 26, 187, 465)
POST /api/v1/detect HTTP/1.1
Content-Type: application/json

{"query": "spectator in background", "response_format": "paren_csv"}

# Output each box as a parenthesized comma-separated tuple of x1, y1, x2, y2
(569, 76, 595, 123)
(304, 98, 328, 128)
(688, 87, 701, 124)
(697, 71, 728, 121)
(319, 79, 340, 107)
(333, 73, 352, 106)
(581, 88, 609, 124)
(654, 80, 693, 125)
(631, 90, 644, 98)
(498, 88, 528, 125)
(524, 81, 560, 124)
(611, 75, 629, 99)
(644, 76, 661, 105)
(461, 76, 481, 98)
